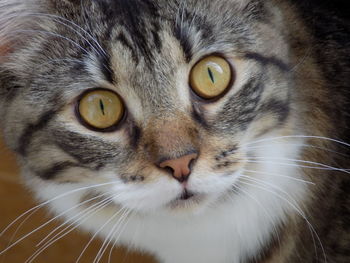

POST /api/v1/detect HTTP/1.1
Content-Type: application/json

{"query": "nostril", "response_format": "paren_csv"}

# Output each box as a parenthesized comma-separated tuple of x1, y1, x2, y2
(176, 174, 190, 183)
(189, 157, 196, 170)
(162, 166, 174, 175)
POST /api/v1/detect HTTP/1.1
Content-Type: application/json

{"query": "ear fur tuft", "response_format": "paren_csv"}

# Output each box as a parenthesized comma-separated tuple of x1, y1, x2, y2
(0, 0, 39, 60)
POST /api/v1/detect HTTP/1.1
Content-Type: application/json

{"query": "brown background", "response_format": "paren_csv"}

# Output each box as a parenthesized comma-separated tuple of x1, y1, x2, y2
(0, 136, 156, 263)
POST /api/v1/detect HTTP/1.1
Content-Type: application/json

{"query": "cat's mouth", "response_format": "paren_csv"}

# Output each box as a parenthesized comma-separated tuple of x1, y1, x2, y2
(178, 189, 194, 200)
(168, 190, 205, 209)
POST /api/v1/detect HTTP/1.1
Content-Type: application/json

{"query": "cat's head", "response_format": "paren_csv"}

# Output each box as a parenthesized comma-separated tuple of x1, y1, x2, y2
(0, 0, 305, 217)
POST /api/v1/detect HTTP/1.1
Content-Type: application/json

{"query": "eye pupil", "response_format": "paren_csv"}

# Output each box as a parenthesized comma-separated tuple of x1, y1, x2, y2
(99, 99, 105, 115)
(208, 67, 215, 83)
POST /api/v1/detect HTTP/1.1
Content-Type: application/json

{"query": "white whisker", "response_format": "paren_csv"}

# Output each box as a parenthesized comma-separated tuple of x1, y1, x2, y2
(242, 135, 350, 148)
(0, 12, 107, 58)
(76, 207, 129, 263)
(245, 143, 349, 157)
(240, 175, 302, 210)
(107, 210, 136, 263)
(94, 209, 132, 263)
(36, 195, 117, 250)
(25, 196, 116, 263)
(5, 191, 109, 256)
(290, 46, 313, 72)
(242, 160, 350, 174)
(228, 186, 282, 252)
(35, 192, 113, 248)
(0, 181, 118, 251)
(238, 179, 327, 263)
(245, 157, 350, 174)
(9, 29, 90, 54)
(110, 211, 141, 263)
(242, 169, 315, 185)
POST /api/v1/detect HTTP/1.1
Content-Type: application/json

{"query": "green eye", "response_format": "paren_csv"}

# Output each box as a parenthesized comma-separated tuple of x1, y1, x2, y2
(77, 89, 124, 130)
(190, 56, 233, 99)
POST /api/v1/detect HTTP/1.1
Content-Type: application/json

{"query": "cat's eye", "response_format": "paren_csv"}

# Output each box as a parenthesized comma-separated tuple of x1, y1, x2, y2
(77, 89, 124, 131)
(190, 56, 233, 99)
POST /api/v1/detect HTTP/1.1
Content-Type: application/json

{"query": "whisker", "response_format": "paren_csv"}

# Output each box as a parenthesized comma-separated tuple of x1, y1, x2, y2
(26, 196, 116, 263)
(0, 12, 107, 58)
(110, 211, 141, 263)
(30, 13, 106, 57)
(35, 192, 113, 248)
(245, 143, 350, 157)
(94, 209, 132, 263)
(0, 181, 118, 244)
(245, 157, 350, 174)
(76, 207, 129, 263)
(5, 191, 109, 257)
(107, 211, 134, 263)
(238, 179, 327, 262)
(238, 177, 320, 257)
(228, 186, 282, 252)
(240, 175, 302, 210)
(107, 217, 131, 263)
(241, 169, 315, 185)
(242, 159, 350, 174)
(8, 29, 90, 55)
(241, 135, 350, 148)
(290, 46, 313, 72)
(36, 194, 118, 250)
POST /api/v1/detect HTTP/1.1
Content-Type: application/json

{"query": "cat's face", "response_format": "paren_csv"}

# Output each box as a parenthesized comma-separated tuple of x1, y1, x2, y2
(1, 0, 303, 217)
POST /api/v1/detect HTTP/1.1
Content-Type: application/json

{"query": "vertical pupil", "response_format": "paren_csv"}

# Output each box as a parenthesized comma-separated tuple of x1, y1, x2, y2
(99, 99, 105, 115)
(208, 67, 215, 83)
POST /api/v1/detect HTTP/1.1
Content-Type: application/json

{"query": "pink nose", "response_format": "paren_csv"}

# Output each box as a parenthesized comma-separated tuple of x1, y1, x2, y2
(159, 153, 198, 183)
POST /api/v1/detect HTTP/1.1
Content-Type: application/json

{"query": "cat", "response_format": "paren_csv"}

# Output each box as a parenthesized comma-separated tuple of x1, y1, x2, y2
(0, 0, 349, 262)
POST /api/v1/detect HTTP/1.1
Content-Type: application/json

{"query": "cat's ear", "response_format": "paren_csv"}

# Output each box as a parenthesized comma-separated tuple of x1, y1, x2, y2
(49, 0, 81, 7)
(0, 44, 11, 61)
(234, 0, 265, 15)
(0, 0, 39, 61)
(62, 0, 80, 4)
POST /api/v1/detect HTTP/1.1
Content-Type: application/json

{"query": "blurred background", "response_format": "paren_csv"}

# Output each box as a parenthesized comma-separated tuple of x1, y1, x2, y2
(0, 136, 155, 263)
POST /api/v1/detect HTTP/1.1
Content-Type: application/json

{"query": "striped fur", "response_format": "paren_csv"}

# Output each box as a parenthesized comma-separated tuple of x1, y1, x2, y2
(0, 0, 349, 262)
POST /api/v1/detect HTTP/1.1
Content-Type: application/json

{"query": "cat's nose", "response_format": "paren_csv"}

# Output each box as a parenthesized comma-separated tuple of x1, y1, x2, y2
(159, 153, 198, 183)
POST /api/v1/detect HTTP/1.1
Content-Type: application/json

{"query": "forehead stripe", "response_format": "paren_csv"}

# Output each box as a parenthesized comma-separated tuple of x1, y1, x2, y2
(116, 32, 139, 63)
(244, 52, 290, 72)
